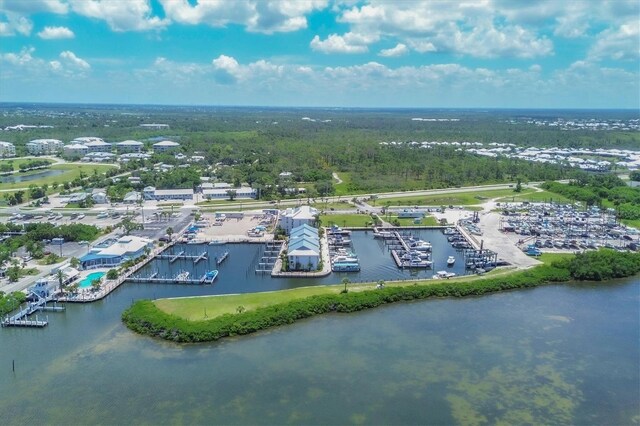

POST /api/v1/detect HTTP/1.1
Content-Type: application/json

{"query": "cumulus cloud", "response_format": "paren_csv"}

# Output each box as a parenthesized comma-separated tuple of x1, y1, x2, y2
(0, 0, 68, 15)
(0, 46, 89, 79)
(310, 32, 376, 54)
(59, 50, 89, 69)
(379, 43, 408, 57)
(159, 0, 326, 33)
(37, 26, 74, 39)
(589, 20, 640, 61)
(67, 0, 167, 31)
(0, 14, 33, 36)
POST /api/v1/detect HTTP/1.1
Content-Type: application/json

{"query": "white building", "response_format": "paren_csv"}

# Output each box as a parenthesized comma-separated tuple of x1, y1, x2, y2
(279, 205, 318, 234)
(0, 141, 16, 157)
(287, 224, 320, 271)
(116, 140, 144, 153)
(63, 143, 89, 158)
(74, 137, 112, 153)
(26, 139, 63, 155)
(202, 187, 257, 200)
(140, 123, 169, 129)
(82, 152, 116, 162)
(92, 189, 109, 204)
(153, 140, 180, 153)
(143, 186, 194, 201)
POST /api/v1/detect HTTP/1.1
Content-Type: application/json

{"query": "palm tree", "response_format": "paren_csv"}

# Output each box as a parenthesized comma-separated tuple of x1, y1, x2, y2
(341, 277, 350, 293)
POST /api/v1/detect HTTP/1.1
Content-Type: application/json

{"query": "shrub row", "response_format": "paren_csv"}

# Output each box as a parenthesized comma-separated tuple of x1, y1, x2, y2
(122, 263, 572, 343)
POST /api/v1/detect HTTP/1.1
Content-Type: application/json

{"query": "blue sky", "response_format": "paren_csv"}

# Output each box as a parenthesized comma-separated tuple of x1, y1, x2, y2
(0, 0, 638, 108)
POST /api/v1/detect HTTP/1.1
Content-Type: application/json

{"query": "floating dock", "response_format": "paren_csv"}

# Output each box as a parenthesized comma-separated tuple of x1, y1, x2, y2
(157, 251, 208, 264)
(2, 295, 65, 328)
(216, 251, 229, 265)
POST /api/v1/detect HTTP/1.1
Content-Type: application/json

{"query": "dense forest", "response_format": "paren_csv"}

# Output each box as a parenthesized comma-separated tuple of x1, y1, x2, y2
(1, 104, 637, 195)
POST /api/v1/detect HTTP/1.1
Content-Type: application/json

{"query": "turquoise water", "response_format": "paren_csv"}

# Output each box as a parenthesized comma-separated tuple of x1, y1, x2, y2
(79, 271, 105, 288)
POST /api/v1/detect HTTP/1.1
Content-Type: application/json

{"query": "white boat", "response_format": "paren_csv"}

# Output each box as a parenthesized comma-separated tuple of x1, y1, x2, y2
(447, 256, 456, 266)
(409, 240, 432, 251)
(175, 271, 190, 281)
(208, 240, 226, 245)
(373, 230, 394, 239)
(443, 228, 456, 235)
(332, 255, 359, 263)
(435, 271, 456, 279)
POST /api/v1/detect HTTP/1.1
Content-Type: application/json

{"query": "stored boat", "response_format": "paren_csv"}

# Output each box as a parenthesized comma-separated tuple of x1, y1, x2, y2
(447, 256, 456, 266)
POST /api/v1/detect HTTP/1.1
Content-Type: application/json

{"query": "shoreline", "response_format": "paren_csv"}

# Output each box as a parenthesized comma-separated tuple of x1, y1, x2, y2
(122, 249, 640, 343)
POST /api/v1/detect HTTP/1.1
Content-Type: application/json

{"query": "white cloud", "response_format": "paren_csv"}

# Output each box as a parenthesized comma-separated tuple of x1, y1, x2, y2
(0, 14, 33, 36)
(37, 26, 74, 39)
(59, 50, 89, 70)
(67, 0, 168, 31)
(158, 0, 327, 34)
(0, 0, 68, 14)
(379, 43, 408, 57)
(310, 32, 376, 54)
(212, 54, 243, 83)
(589, 20, 640, 61)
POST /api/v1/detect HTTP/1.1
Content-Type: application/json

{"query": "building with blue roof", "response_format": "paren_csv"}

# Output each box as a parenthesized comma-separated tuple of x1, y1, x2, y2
(287, 224, 320, 271)
(79, 236, 153, 270)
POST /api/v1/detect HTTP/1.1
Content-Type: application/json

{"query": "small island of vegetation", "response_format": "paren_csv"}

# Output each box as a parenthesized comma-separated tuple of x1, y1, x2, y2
(123, 249, 640, 343)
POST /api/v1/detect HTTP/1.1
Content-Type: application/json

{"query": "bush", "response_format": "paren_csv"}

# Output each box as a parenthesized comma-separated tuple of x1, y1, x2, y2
(568, 249, 640, 281)
(106, 269, 118, 280)
(0, 291, 27, 316)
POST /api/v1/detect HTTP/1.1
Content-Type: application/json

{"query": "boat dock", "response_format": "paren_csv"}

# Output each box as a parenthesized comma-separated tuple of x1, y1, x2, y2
(2, 295, 65, 328)
(128, 273, 216, 285)
(216, 251, 229, 265)
(157, 251, 208, 264)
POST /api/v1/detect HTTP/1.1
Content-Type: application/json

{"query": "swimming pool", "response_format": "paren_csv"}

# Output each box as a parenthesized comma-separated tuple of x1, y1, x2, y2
(79, 271, 105, 288)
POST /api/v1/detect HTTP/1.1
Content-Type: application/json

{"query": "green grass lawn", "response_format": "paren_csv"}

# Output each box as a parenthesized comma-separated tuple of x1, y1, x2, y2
(0, 163, 116, 190)
(381, 188, 535, 206)
(154, 267, 515, 321)
(497, 190, 571, 204)
(538, 253, 575, 264)
(388, 215, 440, 226)
(0, 158, 55, 171)
(320, 213, 373, 227)
(333, 172, 353, 196)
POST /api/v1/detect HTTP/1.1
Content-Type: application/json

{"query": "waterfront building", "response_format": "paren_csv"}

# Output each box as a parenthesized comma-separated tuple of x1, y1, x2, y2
(287, 224, 320, 271)
(63, 143, 89, 159)
(79, 236, 153, 270)
(152, 140, 180, 153)
(279, 205, 318, 234)
(0, 141, 16, 157)
(26, 139, 63, 155)
(143, 186, 194, 201)
(116, 140, 144, 153)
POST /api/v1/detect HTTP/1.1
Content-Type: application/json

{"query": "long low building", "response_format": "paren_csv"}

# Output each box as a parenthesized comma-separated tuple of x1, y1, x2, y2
(202, 187, 257, 200)
(79, 236, 153, 270)
(143, 186, 194, 201)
